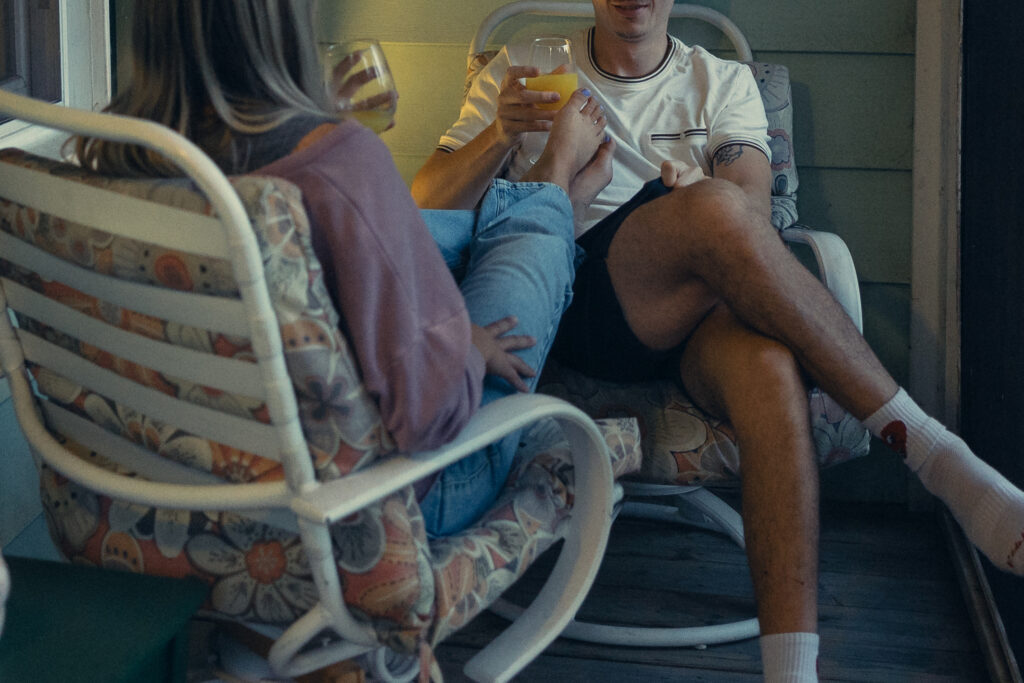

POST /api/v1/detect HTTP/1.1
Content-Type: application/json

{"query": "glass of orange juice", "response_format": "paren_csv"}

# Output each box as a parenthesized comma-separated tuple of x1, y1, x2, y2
(524, 36, 577, 111)
(321, 38, 398, 134)
(523, 36, 576, 163)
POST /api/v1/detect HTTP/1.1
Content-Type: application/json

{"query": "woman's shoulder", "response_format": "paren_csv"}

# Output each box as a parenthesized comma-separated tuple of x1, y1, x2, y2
(257, 117, 385, 173)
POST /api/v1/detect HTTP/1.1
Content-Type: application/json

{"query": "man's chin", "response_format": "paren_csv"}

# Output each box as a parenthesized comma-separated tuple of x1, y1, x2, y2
(614, 29, 647, 43)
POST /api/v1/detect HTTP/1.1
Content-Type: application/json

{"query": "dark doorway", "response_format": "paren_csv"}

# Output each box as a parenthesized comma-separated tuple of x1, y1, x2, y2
(961, 0, 1024, 663)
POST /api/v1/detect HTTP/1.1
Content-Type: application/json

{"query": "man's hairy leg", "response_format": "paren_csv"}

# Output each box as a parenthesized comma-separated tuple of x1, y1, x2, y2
(606, 178, 1024, 577)
(681, 307, 821, 681)
(604, 178, 894, 419)
(679, 306, 819, 636)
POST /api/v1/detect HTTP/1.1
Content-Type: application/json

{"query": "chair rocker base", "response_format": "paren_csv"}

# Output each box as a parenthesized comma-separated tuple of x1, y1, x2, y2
(489, 482, 760, 649)
(212, 620, 421, 683)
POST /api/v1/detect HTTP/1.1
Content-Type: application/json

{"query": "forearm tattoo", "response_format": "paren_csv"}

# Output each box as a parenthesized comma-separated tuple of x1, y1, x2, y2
(713, 144, 745, 167)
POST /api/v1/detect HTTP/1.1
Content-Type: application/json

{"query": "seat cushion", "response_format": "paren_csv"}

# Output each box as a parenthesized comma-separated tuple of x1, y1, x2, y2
(540, 359, 870, 485)
(746, 62, 799, 230)
(0, 149, 640, 653)
(428, 415, 639, 646)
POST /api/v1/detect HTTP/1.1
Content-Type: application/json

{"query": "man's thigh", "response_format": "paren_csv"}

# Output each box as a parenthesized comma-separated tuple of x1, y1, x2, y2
(604, 186, 719, 351)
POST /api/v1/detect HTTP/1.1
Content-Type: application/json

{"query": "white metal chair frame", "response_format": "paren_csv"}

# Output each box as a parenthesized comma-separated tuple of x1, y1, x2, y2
(0, 551, 8, 639)
(0, 88, 616, 683)
(477, 1, 864, 649)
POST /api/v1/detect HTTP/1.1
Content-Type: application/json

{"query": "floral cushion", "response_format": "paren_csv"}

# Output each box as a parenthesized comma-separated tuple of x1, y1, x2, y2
(747, 62, 799, 230)
(0, 149, 640, 653)
(540, 360, 869, 485)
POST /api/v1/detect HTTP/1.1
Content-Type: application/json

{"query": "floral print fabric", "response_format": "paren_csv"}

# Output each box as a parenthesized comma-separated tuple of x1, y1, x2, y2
(0, 149, 641, 653)
(540, 359, 870, 485)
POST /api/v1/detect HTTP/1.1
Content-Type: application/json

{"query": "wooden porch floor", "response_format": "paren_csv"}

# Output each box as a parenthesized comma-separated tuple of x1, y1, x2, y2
(435, 495, 991, 682)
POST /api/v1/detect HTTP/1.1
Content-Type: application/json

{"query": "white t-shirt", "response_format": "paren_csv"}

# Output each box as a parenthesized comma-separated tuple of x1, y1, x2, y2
(438, 27, 772, 236)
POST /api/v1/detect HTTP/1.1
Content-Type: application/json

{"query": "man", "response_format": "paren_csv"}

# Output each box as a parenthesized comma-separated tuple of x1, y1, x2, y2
(411, 2, 1024, 680)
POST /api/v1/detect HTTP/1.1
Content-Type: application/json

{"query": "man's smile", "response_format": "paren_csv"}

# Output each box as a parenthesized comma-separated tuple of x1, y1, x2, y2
(609, 2, 652, 16)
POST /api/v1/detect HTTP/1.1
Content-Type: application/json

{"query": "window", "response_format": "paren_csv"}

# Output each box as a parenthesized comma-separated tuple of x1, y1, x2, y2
(0, 0, 62, 112)
(0, 0, 110, 151)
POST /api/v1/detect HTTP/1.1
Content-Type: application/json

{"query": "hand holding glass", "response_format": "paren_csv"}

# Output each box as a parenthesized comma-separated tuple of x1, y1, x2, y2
(321, 38, 398, 134)
(524, 36, 577, 111)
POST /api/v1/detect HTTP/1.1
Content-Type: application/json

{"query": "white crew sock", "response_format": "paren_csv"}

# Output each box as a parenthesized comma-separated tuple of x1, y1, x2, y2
(760, 632, 819, 683)
(863, 388, 1024, 574)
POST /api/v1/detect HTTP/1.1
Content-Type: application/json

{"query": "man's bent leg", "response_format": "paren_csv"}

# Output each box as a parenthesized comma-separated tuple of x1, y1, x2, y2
(420, 180, 577, 535)
(680, 307, 820, 680)
(679, 306, 819, 635)
(605, 177, 894, 420)
(605, 178, 1024, 577)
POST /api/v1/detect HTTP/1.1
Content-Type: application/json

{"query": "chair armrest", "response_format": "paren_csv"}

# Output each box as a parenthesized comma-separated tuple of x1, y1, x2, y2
(290, 393, 614, 526)
(0, 551, 9, 638)
(782, 224, 863, 332)
(279, 393, 616, 680)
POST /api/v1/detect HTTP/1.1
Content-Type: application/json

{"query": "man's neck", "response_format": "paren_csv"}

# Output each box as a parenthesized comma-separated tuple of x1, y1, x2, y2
(590, 26, 670, 78)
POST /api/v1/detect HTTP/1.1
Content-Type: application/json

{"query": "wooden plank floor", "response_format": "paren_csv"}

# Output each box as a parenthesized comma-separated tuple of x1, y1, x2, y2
(435, 496, 990, 682)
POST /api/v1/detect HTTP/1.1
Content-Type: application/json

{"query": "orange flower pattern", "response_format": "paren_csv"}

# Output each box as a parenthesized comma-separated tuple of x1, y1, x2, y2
(1, 149, 641, 654)
(540, 358, 870, 486)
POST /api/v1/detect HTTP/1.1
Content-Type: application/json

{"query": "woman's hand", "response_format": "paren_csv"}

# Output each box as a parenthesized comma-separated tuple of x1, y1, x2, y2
(327, 50, 398, 131)
(471, 316, 537, 392)
(492, 66, 560, 147)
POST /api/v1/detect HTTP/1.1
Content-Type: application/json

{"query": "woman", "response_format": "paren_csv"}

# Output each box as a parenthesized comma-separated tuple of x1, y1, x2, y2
(75, 0, 612, 535)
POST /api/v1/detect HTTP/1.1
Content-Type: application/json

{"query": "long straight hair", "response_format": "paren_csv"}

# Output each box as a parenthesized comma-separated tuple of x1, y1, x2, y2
(75, 0, 334, 176)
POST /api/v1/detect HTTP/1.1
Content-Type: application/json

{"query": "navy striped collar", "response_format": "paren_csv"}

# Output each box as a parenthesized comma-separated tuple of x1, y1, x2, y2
(586, 27, 678, 83)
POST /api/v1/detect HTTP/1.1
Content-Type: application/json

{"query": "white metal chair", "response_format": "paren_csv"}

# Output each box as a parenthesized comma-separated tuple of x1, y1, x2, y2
(468, 1, 869, 649)
(0, 551, 8, 639)
(0, 88, 628, 682)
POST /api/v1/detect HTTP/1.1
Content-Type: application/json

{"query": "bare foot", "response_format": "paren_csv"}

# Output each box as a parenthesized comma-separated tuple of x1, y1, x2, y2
(521, 90, 607, 193)
(569, 137, 615, 228)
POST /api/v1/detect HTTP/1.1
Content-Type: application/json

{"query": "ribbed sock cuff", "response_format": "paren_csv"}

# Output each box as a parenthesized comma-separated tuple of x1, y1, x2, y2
(862, 387, 944, 470)
(760, 632, 819, 682)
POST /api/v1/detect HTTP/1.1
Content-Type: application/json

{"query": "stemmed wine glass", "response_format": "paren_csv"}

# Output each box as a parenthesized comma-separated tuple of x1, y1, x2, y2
(523, 35, 577, 162)
(321, 38, 398, 134)
(525, 35, 577, 110)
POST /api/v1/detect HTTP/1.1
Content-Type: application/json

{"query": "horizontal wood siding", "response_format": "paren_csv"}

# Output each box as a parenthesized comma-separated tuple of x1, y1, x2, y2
(321, 0, 918, 501)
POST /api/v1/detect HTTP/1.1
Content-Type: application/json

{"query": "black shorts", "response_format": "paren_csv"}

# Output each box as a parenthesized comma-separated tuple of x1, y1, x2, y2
(551, 178, 680, 382)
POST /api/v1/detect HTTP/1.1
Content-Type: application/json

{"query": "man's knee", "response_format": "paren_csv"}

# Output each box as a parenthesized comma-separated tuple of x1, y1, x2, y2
(666, 177, 768, 244)
(718, 332, 807, 405)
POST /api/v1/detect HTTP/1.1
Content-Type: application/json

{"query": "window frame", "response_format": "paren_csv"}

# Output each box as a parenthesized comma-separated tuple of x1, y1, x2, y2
(0, 0, 111, 154)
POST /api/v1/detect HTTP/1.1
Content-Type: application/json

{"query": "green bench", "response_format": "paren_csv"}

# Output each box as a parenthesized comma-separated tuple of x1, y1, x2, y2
(0, 557, 208, 683)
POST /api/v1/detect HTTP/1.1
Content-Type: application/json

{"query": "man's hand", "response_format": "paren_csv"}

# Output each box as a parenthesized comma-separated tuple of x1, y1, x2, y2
(493, 66, 561, 146)
(471, 316, 537, 392)
(660, 160, 707, 189)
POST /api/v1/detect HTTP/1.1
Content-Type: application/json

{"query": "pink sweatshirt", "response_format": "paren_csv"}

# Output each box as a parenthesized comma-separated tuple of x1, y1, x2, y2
(257, 120, 485, 452)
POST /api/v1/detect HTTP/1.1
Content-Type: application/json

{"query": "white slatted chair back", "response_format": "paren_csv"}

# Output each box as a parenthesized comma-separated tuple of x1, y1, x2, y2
(0, 88, 620, 681)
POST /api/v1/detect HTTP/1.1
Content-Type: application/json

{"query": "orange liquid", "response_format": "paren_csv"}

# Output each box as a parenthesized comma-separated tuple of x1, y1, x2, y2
(352, 108, 395, 134)
(524, 72, 579, 111)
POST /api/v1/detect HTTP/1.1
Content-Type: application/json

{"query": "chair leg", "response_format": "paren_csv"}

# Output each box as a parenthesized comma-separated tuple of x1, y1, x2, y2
(361, 647, 420, 683)
(489, 484, 759, 648)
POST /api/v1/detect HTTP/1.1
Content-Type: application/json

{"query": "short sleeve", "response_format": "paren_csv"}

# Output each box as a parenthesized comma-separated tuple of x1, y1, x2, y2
(706, 63, 772, 163)
(436, 47, 512, 153)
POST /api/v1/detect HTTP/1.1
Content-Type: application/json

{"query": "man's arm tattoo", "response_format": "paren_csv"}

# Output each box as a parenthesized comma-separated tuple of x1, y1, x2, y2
(713, 144, 745, 167)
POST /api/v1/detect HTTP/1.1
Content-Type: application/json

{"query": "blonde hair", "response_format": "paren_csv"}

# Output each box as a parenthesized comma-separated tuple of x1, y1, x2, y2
(75, 0, 334, 176)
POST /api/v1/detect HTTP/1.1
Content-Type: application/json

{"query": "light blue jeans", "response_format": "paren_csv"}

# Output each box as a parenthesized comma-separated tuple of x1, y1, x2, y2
(418, 179, 578, 536)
